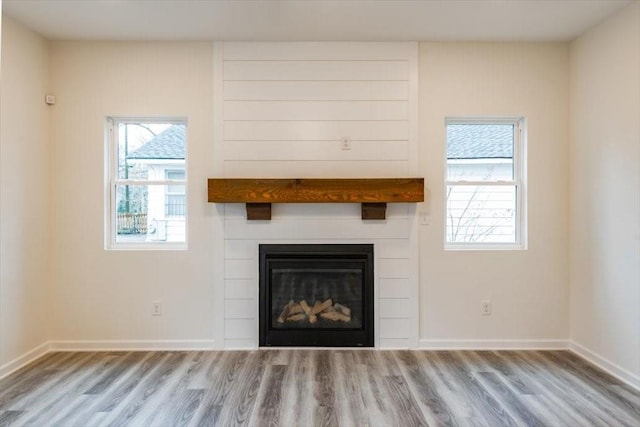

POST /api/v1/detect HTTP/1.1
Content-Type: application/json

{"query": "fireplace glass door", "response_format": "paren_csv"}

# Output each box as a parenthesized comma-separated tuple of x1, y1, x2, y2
(259, 244, 374, 347)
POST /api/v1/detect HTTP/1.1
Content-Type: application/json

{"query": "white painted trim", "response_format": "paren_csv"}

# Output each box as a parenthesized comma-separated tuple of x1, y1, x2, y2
(443, 117, 526, 250)
(0, 341, 51, 379)
(49, 340, 216, 352)
(570, 340, 640, 390)
(419, 339, 569, 350)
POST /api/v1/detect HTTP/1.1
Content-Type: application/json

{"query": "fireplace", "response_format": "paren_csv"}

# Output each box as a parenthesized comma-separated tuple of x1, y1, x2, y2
(259, 244, 374, 347)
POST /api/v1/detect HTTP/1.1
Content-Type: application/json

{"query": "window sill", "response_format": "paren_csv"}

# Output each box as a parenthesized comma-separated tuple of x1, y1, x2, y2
(106, 242, 188, 251)
(444, 243, 527, 251)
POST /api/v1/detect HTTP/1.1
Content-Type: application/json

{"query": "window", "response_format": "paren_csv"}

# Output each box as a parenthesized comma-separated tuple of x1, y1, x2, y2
(106, 118, 187, 249)
(445, 118, 526, 249)
(165, 170, 186, 217)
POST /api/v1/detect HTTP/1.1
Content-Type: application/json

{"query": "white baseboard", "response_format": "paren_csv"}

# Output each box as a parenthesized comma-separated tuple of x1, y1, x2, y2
(569, 340, 640, 390)
(0, 341, 52, 379)
(49, 339, 217, 351)
(419, 338, 569, 350)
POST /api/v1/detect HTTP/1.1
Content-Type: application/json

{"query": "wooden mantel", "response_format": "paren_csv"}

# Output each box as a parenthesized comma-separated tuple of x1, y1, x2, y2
(207, 178, 424, 220)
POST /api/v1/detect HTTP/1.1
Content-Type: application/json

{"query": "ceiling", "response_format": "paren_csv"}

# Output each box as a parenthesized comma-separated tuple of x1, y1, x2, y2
(2, 0, 633, 42)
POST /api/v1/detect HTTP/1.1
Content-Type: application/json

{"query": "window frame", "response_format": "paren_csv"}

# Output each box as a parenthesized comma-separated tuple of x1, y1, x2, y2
(105, 117, 188, 250)
(444, 117, 527, 251)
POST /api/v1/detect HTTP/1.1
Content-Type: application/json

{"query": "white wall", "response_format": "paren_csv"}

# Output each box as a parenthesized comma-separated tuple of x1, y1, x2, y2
(569, 2, 640, 385)
(0, 15, 51, 373)
(49, 42, 217, 347)
(419, 43, 570, 347)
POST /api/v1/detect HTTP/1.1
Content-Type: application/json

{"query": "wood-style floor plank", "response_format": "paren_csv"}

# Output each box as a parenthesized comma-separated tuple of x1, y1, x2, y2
(394, 351, 457, 426)
(489, 352, 584, 426)
(517, 351, 624, 426)
(312, 351, 338, 427)
(0, 349, 638, 427)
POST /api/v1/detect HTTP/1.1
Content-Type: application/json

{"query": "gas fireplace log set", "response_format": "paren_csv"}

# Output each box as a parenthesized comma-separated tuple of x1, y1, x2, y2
(276, 299, 352, 324)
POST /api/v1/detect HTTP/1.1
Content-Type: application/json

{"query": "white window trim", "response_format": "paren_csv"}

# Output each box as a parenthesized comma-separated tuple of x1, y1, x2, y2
(105, 117, 188, 251)
(444, 117, 527, 251)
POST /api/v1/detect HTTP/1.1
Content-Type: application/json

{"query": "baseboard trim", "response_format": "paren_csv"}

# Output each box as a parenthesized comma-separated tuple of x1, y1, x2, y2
(569, 340, 640, 390)
(419, 339, 569, 350)
(0, 341, 52, 379)
(50, 339, 217, 352)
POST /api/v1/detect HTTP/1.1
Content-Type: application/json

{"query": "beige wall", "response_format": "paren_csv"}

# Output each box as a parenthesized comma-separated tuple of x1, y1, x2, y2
(49, 42, 217, 345)
(569, 2, 640, 383)
(0, 15, 51, 372)
(418, 43, 570, 345)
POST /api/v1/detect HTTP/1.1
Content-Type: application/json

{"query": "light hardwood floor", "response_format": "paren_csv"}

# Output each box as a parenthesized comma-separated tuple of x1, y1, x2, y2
(0, 350, 638, 426)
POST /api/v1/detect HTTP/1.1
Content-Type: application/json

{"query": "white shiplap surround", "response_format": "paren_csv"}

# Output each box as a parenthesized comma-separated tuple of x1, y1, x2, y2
(212, 42, 419, 349)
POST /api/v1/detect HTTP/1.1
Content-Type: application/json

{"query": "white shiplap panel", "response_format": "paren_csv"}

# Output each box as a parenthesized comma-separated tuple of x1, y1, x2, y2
(224, 339, 256, 349)
(225, 218, 410, 240)
(379, 258, 410, 279)
(224, 203, 246, 219)
(225, 240, 257, 259)
(224, 81, 408, 101)
(224, 259, 256, 279)
(271, 203, 362, 219)
(379, 278, 410, 299)
(225, 299, 256, 319)
(224, 141, 408, 161)
(225, 279, 257, 299)
(224, 61, 408, 81)
(223, 160, 409, 178)
(379, 338, 410, 349)
(223, 42, 418, 61)
(224, 121, 409, 142)
(224, 101, 408, 121)
(225, 319, 257, 340)
(376, 239, 411, 259)
(215, 42, 420, 349)
(379, 298, 410, 319)
(384, 203, 411, 218)
(379, 319, 410, 339)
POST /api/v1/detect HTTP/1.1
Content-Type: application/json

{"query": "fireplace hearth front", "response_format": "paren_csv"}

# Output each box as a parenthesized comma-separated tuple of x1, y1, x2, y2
(259, 244, 374, 347)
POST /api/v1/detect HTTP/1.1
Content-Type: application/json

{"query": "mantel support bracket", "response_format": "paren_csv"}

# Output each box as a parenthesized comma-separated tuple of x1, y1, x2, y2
(246, 203, 272, 220)
(361, 203, 387, 220)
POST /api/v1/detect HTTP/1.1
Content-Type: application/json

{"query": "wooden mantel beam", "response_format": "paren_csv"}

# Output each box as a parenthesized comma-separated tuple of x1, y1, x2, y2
(208, 178, 424, 220)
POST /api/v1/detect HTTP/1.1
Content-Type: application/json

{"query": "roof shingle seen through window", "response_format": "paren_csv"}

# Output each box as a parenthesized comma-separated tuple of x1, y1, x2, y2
(127, 125, 185, 160)
(447, 124, 513, 160)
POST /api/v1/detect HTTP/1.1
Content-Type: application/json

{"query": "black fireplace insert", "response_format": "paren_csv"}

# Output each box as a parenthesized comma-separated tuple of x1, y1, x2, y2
(259, 244, 374, 347)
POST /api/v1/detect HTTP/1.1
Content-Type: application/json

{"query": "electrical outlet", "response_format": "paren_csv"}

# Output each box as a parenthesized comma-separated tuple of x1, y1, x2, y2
(481, 300, 492, 316)
(152, 301, 162, 316)
(341, 137, 351, 150)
